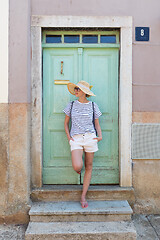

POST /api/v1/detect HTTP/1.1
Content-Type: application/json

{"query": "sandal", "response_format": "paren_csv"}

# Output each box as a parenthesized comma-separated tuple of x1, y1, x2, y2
(80, 200, 88, 208)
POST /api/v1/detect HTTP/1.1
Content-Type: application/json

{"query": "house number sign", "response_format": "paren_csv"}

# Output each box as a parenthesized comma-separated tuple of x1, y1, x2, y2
(135, 27, 149, 41)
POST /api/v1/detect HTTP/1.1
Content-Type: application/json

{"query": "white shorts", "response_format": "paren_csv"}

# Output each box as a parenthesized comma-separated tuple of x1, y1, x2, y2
(69, 132, 98, 152)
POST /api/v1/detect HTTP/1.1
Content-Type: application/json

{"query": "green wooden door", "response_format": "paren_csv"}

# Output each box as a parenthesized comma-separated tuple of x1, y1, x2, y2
(43, 47, 119, 184)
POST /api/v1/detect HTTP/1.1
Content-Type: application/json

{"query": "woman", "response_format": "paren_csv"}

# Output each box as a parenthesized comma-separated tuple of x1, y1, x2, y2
(63, 81, 102, 208)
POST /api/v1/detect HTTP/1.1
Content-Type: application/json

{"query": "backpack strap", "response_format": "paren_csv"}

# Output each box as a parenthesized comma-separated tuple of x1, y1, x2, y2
(70, 101, 74, 120)
(92, 102, 97, 136)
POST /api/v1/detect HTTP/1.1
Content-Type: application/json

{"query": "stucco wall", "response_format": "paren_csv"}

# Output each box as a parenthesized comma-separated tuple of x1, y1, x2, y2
(0, 0, 8, 103)
(133, 159, 160, 214)
(0, 0, 31, 223)
(0, 104, 8, 221)
(132, 114, 160, 214)
(0, 0, 9, 223)
(9, 0, 31, 103)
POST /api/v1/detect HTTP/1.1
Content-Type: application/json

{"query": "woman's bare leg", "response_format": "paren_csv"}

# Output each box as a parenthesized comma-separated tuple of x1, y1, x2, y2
(81, 152, 94, 207)
(71, 149, 83, 173)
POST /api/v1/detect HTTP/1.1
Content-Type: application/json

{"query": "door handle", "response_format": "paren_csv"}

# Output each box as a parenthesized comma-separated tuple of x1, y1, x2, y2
(61, 61, 64, 75)
(54, 80, 70, 85)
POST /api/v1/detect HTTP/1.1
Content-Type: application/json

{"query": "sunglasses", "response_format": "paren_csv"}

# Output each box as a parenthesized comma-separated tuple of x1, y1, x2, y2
(74, 87, 81, 92)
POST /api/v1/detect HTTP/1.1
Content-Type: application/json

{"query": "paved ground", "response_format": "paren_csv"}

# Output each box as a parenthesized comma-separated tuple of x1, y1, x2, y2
(0, 224, 27, 240)
(0, 215, 159, 240)
(132, 215, 160, 240)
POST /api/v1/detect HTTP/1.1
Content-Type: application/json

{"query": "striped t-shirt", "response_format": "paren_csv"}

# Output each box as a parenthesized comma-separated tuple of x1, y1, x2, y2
(63, 100, 102, 137)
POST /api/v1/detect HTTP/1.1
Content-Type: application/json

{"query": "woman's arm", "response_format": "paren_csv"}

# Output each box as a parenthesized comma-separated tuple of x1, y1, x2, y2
(64, 115, 73, 142)
(94, 118, 102, 142)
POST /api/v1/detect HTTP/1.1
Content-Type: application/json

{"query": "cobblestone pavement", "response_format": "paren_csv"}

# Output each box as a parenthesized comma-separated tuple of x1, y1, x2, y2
(0, 215, 159, 240)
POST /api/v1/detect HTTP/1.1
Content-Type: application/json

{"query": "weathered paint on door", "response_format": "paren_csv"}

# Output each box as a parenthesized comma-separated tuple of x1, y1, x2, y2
(43, 47, 119, 184)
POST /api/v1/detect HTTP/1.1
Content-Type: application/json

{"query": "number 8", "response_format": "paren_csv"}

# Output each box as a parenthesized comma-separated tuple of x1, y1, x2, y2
(141, 29, 144, 36)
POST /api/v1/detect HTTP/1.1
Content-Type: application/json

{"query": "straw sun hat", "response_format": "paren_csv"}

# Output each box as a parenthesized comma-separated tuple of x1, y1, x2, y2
(67, 81, 96, 97)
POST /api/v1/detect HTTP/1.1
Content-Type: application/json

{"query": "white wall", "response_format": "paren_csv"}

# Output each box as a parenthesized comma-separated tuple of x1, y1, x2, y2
(0, 0, 9, 103)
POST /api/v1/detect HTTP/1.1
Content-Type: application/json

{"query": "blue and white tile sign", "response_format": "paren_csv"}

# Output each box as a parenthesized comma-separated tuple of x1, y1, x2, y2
(135, 27, 149, 41)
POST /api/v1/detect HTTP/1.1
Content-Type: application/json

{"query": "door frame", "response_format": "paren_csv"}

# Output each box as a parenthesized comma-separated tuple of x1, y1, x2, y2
(31, 15, 132, 188)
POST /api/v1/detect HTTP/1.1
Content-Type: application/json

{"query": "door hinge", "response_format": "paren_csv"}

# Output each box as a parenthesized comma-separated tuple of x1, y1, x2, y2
(132, 162, 134, 169)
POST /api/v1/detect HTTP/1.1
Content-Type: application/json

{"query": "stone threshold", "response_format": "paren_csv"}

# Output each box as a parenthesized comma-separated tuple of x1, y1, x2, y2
(31, 185, 135, 206)
(29, 200, 133, 222)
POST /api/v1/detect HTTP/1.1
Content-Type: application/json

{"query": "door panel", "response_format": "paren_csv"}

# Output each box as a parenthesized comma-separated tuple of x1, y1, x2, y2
(43, 48, 79, 184)
(43, 47, 119, 184)
(82, 48, 119, 184)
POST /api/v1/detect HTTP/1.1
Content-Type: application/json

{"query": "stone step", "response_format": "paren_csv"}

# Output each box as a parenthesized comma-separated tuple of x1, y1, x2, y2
(25, 221, 137, 240)
(29, 200, 133, 222)
(31, 185, 135, 206)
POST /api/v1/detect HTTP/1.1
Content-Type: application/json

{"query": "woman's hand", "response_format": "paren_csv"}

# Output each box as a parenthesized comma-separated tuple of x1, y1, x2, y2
(68, 137, 74, 142)
(93, 136, 102, 142)
(64, 116, 74, 143)
(94, 119, 102, 142)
